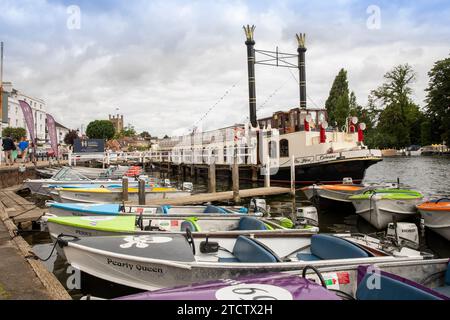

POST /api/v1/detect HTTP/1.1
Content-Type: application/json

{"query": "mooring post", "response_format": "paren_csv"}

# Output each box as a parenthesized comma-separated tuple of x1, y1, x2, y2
(122, 177, 129, 202)
(232, 147, 241, 204)
(264, 155, 270, 188)
(290, 155, 297, 223)
(208, 162, 216, 193)
(138, 178, 146, 205)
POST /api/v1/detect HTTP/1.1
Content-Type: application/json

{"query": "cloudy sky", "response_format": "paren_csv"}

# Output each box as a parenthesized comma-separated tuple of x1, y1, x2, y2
(1, 0, 449, 137)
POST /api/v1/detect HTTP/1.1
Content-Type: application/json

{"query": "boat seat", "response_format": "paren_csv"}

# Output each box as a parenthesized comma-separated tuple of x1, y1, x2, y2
(296, 234, 370, 261)
(238, 217, 267, 231)
(218, 236, 278, 263)
(180, 220, 200, 232)
(203, 205, 227, 214)
(356, 272, 443, 300)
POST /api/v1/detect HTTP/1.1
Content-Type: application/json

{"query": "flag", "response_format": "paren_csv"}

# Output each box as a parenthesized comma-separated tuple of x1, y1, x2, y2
(18, 100, 36, 143)
(46, 113, 58, 157)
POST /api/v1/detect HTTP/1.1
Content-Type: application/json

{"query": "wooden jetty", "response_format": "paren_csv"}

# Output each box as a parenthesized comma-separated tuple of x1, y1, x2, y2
(0, 186, 45, 229)
(0, 187, 71, 300)
(145, 186, 292, 206)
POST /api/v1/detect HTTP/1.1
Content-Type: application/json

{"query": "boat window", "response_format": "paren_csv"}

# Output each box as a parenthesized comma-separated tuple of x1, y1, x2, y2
(280, 139, 289, 158)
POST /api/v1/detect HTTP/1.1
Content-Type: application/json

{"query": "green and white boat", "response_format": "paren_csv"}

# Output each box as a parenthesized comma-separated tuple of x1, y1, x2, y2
(44, 214, 318, 241)
(349, 189, 424, 229)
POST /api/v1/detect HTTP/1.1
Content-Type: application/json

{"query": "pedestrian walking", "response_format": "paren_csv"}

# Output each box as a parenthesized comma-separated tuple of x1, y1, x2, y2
(1, 134, 16, 166)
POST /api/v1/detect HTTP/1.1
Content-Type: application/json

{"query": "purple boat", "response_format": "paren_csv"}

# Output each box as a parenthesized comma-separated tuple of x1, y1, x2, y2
(115, 272, 340, 300)
(115, 259, 450, 300)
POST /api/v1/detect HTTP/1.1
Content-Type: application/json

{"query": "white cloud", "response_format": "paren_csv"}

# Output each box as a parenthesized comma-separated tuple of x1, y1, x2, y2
(1, 0, 449, 137)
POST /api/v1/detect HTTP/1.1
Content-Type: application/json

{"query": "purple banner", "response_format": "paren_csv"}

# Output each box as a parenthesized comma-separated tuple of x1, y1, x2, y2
(18, 100, 36, 143)
(46, 113, 58, 157)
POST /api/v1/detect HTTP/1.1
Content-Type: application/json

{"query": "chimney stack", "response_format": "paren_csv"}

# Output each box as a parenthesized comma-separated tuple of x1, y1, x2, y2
(243, 25, 257, 128)
(296, 33, 307, 109)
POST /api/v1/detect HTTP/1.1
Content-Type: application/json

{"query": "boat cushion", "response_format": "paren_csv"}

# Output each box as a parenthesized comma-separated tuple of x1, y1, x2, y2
(231, 236, 278, 263)
(180, 220, 197, 232)
(238, 217, 267, 231)
(356, 272, 442, 300)
(296, 253, 321, 261)
(310, 234, 370, 260)
(203, 205, 227, 214)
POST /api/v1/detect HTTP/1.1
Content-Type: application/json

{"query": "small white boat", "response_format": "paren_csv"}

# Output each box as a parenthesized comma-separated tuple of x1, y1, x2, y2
(25, 167, 139, 196)
(51, 186, 191, 203)
(417, 198, 450, 241)
(56, 228, 428, 291)
(46, 202, 249, 216)
(349, 189, 424, 229)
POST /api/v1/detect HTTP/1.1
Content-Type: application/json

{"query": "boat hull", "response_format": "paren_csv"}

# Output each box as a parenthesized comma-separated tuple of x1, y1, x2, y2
(258, 158, 381, 185)
(352, 198, 422, 230)
(62, 242, 425, 292)
(56, 190, 191, 204)
(419, 209, 450, 241)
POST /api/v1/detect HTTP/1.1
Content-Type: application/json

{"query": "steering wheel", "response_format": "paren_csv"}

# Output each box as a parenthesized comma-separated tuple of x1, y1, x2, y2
(302, 265, 327, 288)
(185, 228, 196, 255)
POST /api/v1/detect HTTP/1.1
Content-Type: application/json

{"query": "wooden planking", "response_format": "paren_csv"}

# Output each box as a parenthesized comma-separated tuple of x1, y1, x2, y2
(0, 191, 44, 224)
(145, 187, 291, 205)
(0, 200, 71, 300)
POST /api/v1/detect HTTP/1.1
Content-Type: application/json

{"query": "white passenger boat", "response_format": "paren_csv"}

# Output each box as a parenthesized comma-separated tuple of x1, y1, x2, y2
(417, 198, 450, 241)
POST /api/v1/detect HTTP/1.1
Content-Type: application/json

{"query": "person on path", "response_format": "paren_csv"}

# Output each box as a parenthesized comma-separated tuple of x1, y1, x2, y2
(18, 137, 29, 163)
(1, 134, 16, 166)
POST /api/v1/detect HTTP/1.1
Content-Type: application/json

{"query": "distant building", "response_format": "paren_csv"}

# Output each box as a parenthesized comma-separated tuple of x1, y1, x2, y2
(1, 81, 47, 142)
(109, 114, 124, 134)
(55, 121, 70, 144)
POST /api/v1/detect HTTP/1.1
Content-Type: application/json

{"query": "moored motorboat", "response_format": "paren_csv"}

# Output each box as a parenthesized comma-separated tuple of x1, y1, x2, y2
(349, 189, 423, 229)
(301, 179, 402, 210)
(46, 202, 248, 217)
(56, 230, 429, 291)
(417, 198, 450, 241)
(52, 186, 191, 203)
(45, 215, 318, 240)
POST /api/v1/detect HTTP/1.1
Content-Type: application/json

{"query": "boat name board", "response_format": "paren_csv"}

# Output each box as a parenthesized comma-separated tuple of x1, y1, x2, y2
(106, 258, 164, 273)
(295, 152, 340, 165)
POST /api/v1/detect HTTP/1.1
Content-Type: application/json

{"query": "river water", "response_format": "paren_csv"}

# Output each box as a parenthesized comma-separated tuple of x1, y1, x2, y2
(22, 156, 450, 299)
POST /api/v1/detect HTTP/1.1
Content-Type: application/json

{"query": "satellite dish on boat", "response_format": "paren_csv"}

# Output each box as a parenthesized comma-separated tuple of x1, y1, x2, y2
(351, 117, 358, 125)
(321, 121, 328, 129)
(359, 123, 366, 131)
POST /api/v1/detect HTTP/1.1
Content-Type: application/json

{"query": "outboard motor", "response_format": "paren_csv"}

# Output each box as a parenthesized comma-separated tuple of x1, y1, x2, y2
(386, 222, 420, 250)
(296, 206, 319, 227)
(164, 179, 172, 187)
(249, 198, 268, 216)
(342, 177, 353, 185)
(182, 182, 194, 192)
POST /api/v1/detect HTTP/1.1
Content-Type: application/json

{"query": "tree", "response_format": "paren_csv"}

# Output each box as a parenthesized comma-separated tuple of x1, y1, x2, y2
(140, 131, 151, 139)
(424, 56, 450, 144)
(370, 64, 422, 148)
(86, 120, 115, 140)
(64, 130, 79, 146)
(2, 127, 27, 141)
(325, 69, 350, 129)
(113, 124, 137, 139)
